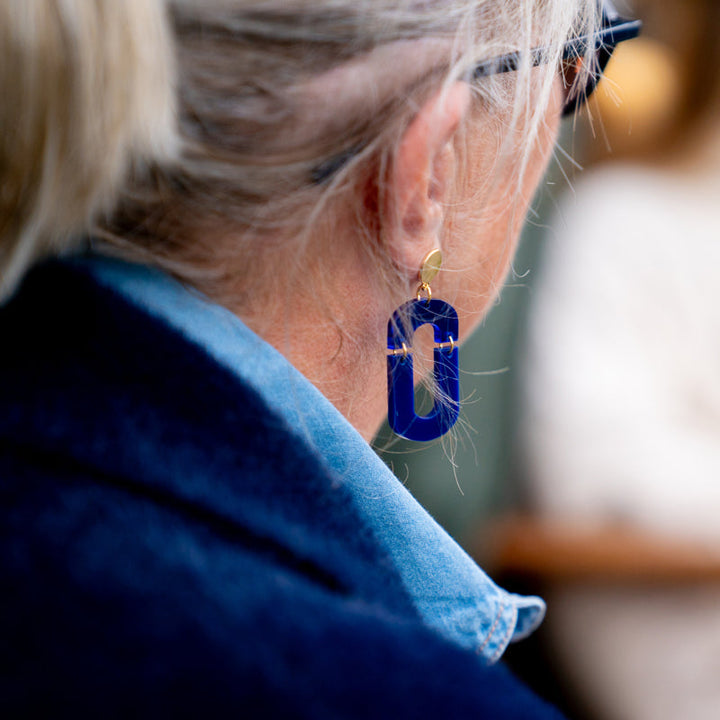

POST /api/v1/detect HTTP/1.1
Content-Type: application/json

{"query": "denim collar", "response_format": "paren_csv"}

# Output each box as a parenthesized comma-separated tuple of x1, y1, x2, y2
(82, 256, 545, 663)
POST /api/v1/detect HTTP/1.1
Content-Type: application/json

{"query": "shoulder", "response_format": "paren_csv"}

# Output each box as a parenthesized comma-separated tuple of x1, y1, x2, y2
(0, 450, 564, 719)
(0, 487, 562, 718)
(0, 261, 564, 719)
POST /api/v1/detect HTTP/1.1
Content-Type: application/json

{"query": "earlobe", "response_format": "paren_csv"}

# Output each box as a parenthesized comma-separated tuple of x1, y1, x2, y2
(388, 81, 471, 277)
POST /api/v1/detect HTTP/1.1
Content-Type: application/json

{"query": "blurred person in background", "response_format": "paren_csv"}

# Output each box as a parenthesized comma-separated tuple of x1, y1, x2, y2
(519, 1, 720, 718)
(0, 0, 643, 717)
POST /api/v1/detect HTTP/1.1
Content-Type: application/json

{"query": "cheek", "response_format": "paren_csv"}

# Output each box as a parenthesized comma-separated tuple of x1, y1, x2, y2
(439, 80, 563, 336)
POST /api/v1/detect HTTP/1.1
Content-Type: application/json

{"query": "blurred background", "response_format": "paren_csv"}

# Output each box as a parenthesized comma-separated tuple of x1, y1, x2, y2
(375, 1, 720, 718)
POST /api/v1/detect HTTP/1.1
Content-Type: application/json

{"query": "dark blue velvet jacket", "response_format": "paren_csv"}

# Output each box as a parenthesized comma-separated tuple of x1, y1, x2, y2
(0, 262, 565, 718)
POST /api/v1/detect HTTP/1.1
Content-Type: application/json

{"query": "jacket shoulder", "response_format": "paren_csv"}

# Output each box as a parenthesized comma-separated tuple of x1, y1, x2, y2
(0, 262, 565, 719)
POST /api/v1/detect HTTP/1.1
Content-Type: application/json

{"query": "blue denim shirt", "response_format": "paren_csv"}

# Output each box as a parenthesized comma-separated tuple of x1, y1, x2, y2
(84, 256, 545, 664)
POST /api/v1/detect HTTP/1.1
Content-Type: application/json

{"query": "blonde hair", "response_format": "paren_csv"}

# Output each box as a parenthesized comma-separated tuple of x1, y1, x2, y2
(0, 0, 599, 304)
(0, 0, 176, 300)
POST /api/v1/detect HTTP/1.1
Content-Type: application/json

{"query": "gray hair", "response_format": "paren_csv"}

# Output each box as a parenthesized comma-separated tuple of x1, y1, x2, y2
(0, 0, 599, 303)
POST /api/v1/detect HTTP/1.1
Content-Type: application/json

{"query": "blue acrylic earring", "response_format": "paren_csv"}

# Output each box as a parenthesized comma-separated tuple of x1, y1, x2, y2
(387, 249, 460, 441)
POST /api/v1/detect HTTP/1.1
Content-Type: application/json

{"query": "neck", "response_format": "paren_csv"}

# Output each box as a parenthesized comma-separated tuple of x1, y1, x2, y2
(233, 265, 392, 444)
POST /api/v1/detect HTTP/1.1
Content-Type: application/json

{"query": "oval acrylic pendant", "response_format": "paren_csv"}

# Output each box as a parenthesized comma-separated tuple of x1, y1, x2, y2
(387, 298, 460, 441)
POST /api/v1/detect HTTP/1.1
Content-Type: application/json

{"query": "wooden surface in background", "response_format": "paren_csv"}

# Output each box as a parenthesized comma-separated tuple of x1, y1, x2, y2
(479, 516, 720, 584)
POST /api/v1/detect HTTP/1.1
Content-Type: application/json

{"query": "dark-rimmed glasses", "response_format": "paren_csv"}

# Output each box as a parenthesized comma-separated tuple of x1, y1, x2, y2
(472, 0, 641, 117)
(311, 0, 641, 183)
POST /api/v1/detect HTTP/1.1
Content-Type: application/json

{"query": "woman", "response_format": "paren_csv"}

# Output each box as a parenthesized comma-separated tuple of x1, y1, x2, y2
(0, 0, 638, 716)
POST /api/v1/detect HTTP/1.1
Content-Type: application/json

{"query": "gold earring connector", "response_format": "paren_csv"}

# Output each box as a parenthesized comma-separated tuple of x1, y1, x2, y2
(416, 249, 442, 304)
(389, 342, 412, 359)
(416, 283, 432, 302)
(387, 335, 456, 357)
(435, 335, 455, 354)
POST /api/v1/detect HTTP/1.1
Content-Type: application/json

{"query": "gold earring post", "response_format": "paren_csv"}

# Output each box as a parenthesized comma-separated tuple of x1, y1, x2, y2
(416, 249, 442, 303)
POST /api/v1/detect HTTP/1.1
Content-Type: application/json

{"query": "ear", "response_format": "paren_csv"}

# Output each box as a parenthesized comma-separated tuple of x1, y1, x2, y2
(387, 81, 471, 280)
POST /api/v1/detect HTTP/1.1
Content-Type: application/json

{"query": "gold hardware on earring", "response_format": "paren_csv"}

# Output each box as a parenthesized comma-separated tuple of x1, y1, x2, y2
(416, 249, 442, 304)
(389, 249, 449, 356)
(388, 342, 412, 358)
(435, 335, 455, 354)
(388, 335, 456, 358)
(416, 284, 432, 302)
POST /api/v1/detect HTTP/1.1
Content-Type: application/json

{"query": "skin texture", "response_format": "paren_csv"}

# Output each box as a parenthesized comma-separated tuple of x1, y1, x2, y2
(242, 78, 564, 442)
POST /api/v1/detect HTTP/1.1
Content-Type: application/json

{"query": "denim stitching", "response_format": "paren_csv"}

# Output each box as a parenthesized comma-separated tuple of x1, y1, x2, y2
(477, 593, 506, 656)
